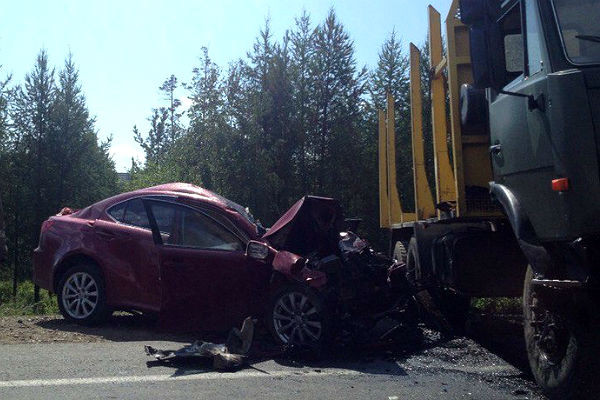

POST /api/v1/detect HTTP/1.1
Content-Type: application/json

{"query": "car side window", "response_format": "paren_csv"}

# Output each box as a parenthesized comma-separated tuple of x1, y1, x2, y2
(177, 207, 243, 251)
(108, 201, 127, 222)
(147, 201, 176, 244)
(122, 198, 150, 229)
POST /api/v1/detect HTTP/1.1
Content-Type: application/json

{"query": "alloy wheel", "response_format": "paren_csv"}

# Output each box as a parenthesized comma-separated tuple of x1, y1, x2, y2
(272, 291, 322, 345)
(61, 272, 99, 319)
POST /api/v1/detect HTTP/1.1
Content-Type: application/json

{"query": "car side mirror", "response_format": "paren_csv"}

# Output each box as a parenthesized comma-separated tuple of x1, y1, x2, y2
(246, 240, 269, 261)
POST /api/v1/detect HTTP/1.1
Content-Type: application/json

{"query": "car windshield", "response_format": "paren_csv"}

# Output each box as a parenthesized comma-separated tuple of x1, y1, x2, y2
(209, 192, 265, 234)
(552, 0, 600, 65)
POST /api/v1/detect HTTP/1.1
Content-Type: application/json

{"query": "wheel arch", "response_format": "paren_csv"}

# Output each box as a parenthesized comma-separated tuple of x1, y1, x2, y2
(489, 182, 537, 242)
(53, 252, 103, 293)
(490, 182, 554, 276)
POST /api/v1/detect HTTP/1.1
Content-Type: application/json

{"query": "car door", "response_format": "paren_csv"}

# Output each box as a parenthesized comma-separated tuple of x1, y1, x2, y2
(488, 0, 559, 237)
(147, 200, 270, 331)
(94, 198, 161, 311)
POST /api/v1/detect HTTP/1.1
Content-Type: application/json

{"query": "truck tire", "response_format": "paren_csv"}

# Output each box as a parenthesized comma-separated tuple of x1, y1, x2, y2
(408, 237, 469, 334)
(393, 241, 408, 264)
(406, 238, 419, 285)
(523, 265, 597, 399)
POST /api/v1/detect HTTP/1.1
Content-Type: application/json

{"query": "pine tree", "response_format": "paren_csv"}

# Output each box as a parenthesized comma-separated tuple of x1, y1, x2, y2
(159, 75, 182, 143)
(133, 108, 170, 163)
(370, 31, 414, 211)
(289, 11, 315, 194)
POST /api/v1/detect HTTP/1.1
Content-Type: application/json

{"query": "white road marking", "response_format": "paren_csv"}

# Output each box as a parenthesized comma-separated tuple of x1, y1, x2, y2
(0, 369, 364, 388)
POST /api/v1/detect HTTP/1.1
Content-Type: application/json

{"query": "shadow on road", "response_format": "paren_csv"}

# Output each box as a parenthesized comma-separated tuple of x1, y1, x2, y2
(35, 313, 198, 343)
(466, 312, 532, 377)
(31, 310, 534, 384)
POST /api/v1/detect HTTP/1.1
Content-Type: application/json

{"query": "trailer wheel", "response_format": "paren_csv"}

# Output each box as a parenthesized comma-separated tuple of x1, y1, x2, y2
(406, 238, 419, 285)
(393, 241, 408, 264)
(523, 265, 597, 399)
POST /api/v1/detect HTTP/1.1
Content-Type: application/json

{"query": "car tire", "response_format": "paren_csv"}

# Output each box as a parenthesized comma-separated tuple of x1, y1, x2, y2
(266, 284, 331, 347)
(57, 263, 111, 325)
(523, 265, 598, 399)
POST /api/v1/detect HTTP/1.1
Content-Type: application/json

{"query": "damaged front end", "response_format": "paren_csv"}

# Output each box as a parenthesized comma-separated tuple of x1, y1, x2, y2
(262, 196, 415, 344)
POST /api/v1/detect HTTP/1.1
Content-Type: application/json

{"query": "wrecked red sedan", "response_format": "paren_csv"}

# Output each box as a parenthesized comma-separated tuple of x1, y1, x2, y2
(33, 183, 411, 345)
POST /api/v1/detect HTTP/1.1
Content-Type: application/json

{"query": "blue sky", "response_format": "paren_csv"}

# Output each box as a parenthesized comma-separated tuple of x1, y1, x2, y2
(1, 0, 452, 172)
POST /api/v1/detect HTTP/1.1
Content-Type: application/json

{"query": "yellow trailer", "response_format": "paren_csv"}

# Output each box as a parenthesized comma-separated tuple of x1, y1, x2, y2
(378, 0, 526, 309)
(379, 1, 499, 228)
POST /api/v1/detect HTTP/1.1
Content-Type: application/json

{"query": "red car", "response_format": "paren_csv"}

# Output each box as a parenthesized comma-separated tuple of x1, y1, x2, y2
(33, 183, 406, 345)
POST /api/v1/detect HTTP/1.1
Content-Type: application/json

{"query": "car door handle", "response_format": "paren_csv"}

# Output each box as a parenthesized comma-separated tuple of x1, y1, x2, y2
(489, 144, 502, 155)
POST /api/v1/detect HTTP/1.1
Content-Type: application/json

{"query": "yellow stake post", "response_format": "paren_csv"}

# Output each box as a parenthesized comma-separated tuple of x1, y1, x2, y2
(409, 43, 436, 220)
(429, 6, 456, 216)
(378, 109, 391, 228)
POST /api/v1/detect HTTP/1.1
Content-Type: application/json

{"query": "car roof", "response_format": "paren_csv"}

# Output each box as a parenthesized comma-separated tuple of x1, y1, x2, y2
(73, 183, 231, 220)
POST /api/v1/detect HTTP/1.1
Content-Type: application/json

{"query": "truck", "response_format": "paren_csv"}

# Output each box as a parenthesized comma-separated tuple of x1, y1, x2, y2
(378, 0, 600, 398)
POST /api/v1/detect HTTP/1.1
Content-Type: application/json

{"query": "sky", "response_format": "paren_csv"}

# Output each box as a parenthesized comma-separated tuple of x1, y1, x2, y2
(0, 0, 453, 172)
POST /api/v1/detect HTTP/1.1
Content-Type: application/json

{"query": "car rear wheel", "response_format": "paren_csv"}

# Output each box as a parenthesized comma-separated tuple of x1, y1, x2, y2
(267, 285, 329, 347)
(57, 263, 110, 325)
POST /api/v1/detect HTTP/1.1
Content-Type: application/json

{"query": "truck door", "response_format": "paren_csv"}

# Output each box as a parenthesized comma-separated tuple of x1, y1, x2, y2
(489, 0, 560, 238)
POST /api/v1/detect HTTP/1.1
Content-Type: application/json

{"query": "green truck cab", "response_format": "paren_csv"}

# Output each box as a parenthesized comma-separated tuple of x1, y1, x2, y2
(461, 0, 600, 397)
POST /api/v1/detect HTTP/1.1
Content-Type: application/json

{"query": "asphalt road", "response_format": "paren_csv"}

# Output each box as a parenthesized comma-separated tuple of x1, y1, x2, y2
(0, 324, 546, 400)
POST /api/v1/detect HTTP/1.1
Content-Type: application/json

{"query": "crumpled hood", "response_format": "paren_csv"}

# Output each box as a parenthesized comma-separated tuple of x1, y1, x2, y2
(262, 196, 344, 257)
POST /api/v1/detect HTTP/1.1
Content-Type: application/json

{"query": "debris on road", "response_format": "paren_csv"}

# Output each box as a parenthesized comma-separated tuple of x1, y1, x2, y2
(145, 317, 257, 371)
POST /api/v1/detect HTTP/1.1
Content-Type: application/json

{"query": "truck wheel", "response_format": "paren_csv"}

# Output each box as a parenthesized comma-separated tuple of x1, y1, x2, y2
(393, 241, 408, 264)
(406, 238, 419, 285)
(57, 263, 111, 325)
(407, 237, 469, 334)
(523, 265, 597, 399)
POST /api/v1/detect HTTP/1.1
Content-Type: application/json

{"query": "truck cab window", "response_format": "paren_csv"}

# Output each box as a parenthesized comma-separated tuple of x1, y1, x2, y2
(499, 4, 524, 85)
(525, 0, 544, 75)
(553, 0, 600, 65)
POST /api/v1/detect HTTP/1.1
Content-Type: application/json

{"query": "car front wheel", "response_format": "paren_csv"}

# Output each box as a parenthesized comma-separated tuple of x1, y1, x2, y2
(57, 263, 110, 325)
(267, 285, 329, 347)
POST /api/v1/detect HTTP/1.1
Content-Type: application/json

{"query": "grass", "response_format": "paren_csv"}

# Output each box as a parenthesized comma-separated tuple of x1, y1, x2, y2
(0, 280, 59, 316)
(472, 297, 522, 315)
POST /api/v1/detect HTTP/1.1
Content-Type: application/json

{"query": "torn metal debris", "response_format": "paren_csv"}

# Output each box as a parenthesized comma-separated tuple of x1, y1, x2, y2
(145, 317, 256, 371)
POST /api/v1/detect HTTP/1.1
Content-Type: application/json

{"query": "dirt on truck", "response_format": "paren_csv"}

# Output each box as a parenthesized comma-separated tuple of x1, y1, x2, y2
(378, 0, 600, 398)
